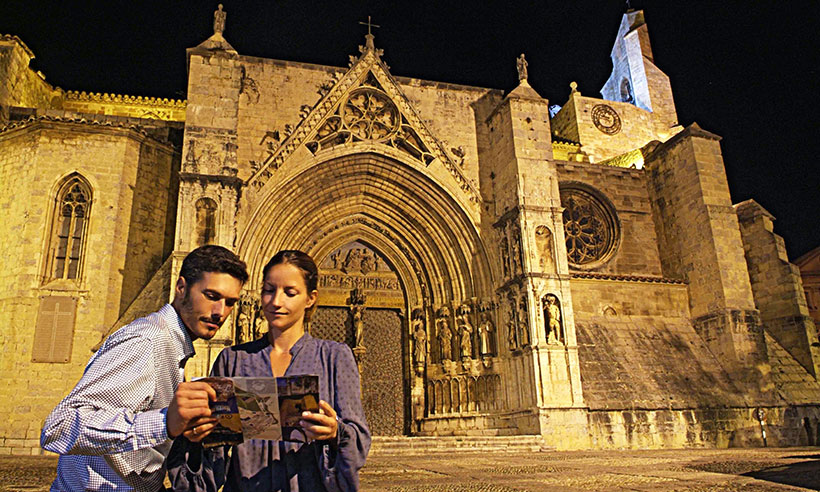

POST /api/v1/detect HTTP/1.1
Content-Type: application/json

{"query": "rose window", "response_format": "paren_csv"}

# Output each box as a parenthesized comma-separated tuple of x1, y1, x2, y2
(342, 88, 400, 142)
(560, 187, 619, 267)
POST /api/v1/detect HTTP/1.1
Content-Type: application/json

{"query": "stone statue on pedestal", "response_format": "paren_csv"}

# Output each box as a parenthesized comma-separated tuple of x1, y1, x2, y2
(436, 306, 452, 361)
(457, 306, 474, 360)
(213, 4, 226, 35)
(516, 54, 528, 81)
(478, 312, 494, 356)
(411, 309, 427, 374)
(543, 294, 562, 344)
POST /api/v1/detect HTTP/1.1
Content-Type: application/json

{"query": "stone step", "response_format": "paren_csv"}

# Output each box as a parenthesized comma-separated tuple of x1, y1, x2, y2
(369, 435, 549, 455)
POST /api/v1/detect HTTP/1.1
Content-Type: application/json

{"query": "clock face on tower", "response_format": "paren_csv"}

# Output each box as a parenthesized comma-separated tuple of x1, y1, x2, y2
(591, 104, 622, 135)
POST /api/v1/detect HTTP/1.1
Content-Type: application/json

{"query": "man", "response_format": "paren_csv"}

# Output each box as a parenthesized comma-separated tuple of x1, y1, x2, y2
(41, 245, 248, 492)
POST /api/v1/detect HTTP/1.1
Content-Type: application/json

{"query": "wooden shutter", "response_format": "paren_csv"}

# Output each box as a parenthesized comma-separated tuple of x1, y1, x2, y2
(32, 296, 77, 363)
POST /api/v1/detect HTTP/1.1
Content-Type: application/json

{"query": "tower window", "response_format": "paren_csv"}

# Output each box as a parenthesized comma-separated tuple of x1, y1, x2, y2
(48, 176, 92, 281)
(620, 78, 634, 104)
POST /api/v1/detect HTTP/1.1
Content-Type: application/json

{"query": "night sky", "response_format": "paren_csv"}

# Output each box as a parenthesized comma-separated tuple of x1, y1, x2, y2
(2, 1, 818, 259)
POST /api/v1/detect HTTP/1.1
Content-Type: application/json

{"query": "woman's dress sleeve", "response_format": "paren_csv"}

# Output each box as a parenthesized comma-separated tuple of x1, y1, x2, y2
(316, 343, 371, 492)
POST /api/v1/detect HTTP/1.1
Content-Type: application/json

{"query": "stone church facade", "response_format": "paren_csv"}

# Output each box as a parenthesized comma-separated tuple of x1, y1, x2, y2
(1, 9, 818, 454)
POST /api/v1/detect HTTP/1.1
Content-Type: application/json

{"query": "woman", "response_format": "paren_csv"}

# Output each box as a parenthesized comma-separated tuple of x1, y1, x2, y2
(168, 250, 370, 491)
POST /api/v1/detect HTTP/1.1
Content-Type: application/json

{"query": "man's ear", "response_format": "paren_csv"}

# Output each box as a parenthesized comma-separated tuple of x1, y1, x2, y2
(173, 277, 187, 303)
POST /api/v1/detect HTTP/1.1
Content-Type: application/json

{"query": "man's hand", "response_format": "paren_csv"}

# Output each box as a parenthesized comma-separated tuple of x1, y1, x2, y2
(300, 400, 338, 441)
(166, 382, 216, 439)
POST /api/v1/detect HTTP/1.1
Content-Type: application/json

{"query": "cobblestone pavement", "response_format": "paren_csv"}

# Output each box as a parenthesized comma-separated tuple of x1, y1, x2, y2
(2, 447, 819, 491)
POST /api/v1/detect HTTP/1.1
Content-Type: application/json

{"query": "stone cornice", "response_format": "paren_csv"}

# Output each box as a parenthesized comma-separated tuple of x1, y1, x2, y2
(0, 114, 149, 137)
(179, 172, 243, 189)
(0, 114, 180, 151)
(64, 91, 187, 109)
(570, 272, 686, 284)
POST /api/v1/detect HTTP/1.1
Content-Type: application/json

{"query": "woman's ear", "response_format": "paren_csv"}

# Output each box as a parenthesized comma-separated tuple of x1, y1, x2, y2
(306, 290, 318, 309)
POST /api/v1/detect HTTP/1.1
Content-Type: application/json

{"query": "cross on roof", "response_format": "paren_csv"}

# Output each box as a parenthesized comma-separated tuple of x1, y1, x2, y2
(358, 16, 380, 36)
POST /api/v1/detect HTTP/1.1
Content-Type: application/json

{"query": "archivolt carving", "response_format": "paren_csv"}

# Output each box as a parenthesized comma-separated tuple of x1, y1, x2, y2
(308, 215, 427, 304)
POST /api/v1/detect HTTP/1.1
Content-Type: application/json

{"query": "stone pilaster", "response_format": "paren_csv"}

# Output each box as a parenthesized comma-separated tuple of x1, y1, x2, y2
(174, 43, 242, 254)
(487, 82, 585, 427)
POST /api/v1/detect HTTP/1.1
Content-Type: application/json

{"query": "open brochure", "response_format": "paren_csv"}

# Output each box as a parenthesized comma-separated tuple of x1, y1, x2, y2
(195, 375, 320, 448)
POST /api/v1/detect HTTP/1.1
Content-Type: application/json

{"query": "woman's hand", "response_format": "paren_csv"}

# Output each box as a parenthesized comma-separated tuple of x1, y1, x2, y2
(299, 400, 338, 441)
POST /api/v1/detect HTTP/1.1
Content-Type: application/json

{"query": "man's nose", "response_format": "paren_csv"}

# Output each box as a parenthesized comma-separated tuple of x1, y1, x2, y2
(211, 299, 227, 319)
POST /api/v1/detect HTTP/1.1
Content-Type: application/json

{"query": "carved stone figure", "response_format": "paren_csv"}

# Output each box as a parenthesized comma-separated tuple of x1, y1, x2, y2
(213, 4, 226, 35)
(516, 53, 528, 81)
(411, 309, 427, 372)
(457, 306, 474, 360)
(253, 311, 266, 339)
(543, 294, 562, 344)
(351, 305, 365, 348)
(437, 307, 453, 361)
(361, 249, 376, 275)
(518, 296, 531, 347)
(330, 250, 342, 270)
(500, 237, 510, 280)
(510, 225, 522, 276)
(478, 312, 494, 356)
(534, 225, 554, 272)
(506, 296, 518, 351)
(343, 248, 363, 273)
(236, 310, 250, 344)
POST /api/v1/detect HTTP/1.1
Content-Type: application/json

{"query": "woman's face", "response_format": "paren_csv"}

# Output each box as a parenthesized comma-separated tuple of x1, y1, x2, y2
(261, 262, 317, 335)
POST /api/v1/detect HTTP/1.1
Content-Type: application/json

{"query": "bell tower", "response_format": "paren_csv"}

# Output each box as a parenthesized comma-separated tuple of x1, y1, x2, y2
(600, 10, 678, 131)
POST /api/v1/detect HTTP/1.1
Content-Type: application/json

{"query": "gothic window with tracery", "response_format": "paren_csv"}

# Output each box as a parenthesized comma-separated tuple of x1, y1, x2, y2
(48, 175, 92, 281)
(195, 197, 218, 246)
(560, 187, 619, 267)
(304, 76, 435, 165)
(342, 88, 400, 142)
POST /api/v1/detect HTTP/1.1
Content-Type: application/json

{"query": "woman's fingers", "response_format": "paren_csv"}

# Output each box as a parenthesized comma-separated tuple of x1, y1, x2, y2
(317, 399, 337, 419)
(300, 400, 338, 440)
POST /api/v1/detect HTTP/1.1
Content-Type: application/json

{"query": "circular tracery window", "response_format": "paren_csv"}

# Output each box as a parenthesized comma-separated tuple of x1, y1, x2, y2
(560, 187, 619, 267)
(341, 88, 400, 142)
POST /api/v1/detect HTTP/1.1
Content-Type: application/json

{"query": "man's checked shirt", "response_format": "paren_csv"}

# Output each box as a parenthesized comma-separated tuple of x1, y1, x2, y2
(41, 303, 195, 492)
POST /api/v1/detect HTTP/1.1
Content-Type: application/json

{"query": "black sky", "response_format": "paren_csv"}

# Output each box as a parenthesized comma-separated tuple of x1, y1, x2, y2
(1, 1, 818, 259)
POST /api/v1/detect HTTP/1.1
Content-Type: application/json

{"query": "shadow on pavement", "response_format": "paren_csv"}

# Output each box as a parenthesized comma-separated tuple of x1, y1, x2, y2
(743, 457, 820, 490)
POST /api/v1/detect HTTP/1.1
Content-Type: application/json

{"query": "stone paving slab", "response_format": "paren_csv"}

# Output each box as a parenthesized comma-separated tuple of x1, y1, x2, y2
(1, 447, 818, 491)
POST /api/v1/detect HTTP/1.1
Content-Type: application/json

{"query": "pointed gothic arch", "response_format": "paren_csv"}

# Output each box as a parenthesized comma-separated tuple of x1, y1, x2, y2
(237, 151, 495, 435)
(238, 152, 494, 308)
(44, 173, 93, 282)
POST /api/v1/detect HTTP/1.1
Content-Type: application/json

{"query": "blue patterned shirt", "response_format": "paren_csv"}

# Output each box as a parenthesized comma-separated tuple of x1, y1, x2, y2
(167, 333, 371, 492)
(41, 304, 194, 492)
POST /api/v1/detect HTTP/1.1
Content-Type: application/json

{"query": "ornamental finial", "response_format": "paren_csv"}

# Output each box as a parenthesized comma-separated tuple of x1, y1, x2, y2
(358, 16, 380, 53)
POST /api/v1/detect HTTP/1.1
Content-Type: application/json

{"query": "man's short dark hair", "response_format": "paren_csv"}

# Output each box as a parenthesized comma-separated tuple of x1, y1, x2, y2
(179, 245, 249, 285)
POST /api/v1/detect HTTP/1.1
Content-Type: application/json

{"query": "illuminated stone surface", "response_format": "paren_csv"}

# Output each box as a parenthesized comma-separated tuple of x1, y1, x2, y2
(0, 7, 817, 456)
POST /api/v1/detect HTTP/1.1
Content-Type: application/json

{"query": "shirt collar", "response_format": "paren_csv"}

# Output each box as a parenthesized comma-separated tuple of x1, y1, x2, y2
(159, 303, 195, 364)
(289, 331, 314, 359)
